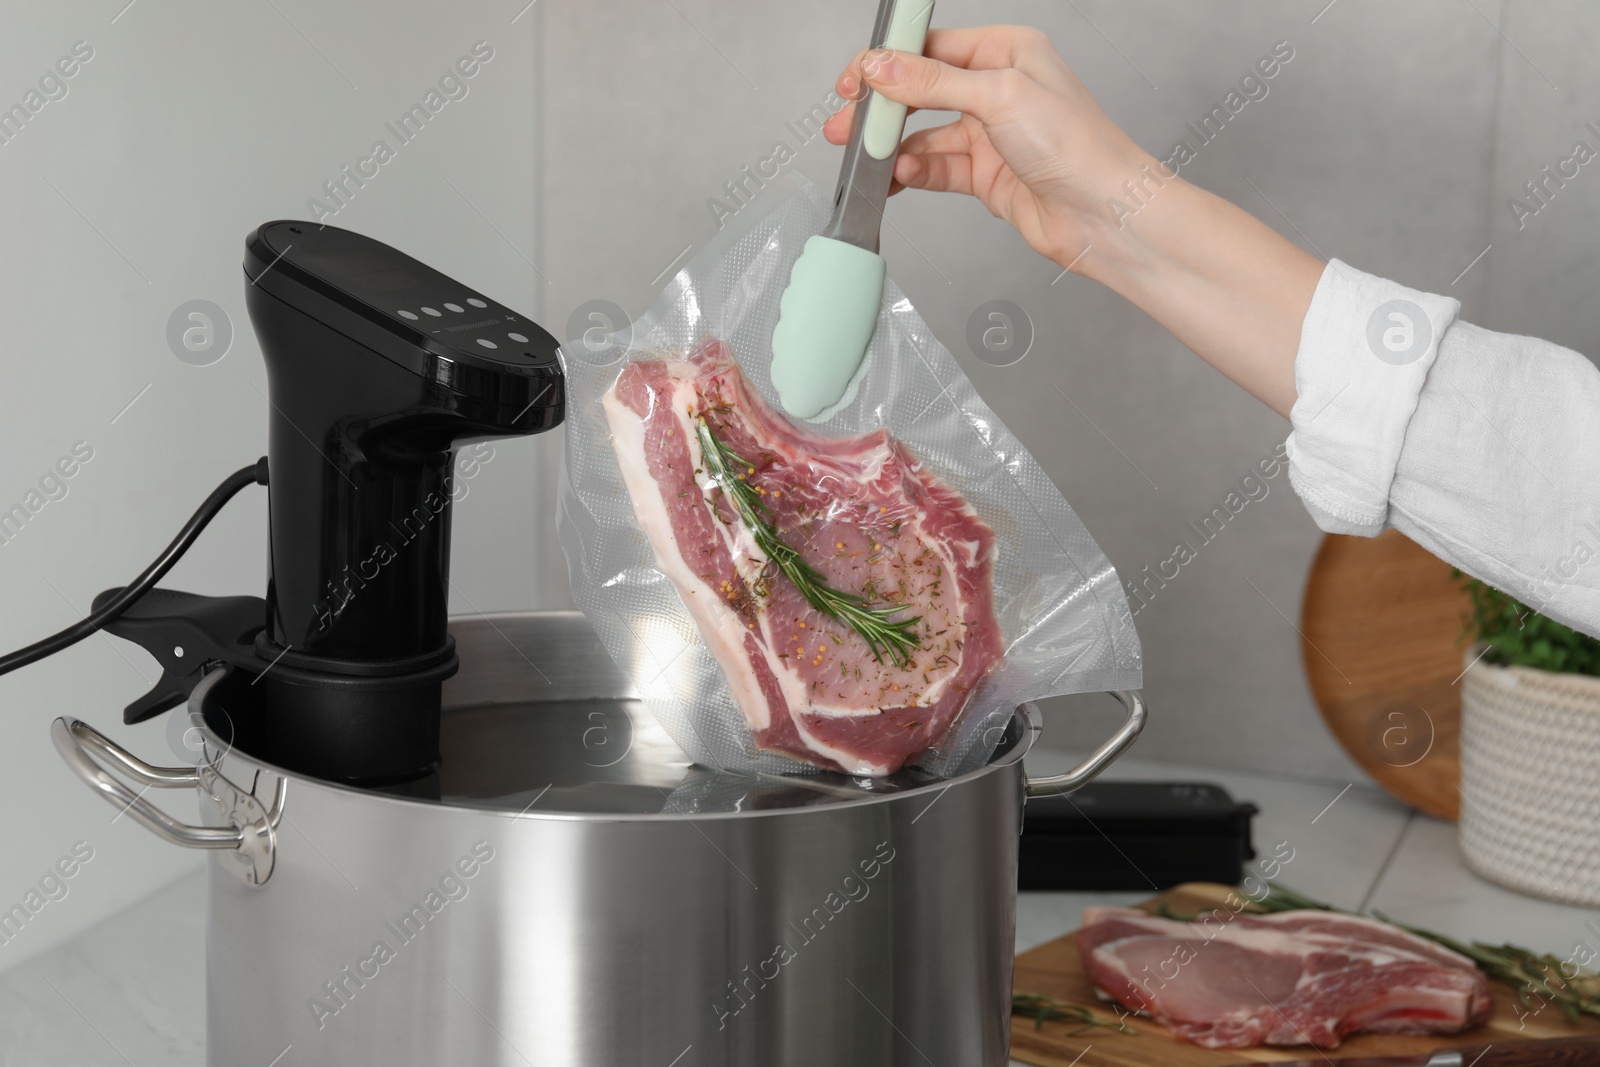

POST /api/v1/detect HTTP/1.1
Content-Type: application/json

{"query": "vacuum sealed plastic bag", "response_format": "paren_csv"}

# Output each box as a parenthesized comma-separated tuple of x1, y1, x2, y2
(557, 177, 1141, 780)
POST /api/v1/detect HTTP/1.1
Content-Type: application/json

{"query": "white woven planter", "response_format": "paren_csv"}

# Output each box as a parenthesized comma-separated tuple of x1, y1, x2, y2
(1459, 650, 1600, 906)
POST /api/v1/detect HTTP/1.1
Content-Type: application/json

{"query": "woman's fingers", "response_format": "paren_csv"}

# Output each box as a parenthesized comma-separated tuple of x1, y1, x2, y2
(820, 108, 978, 196)
(922, 25, 1077, 92)
(832, 25, 1070, 105)
(822, 93, 930, 144)
(823, 102, 846, 143)
(823, 102, 972, 159)
(897, 119, 974, 159)
(818, 25, 1082, 208)
(856, 49, 1038, 126)
(894, 151, 973, 197)
(822, 100, 856, 145)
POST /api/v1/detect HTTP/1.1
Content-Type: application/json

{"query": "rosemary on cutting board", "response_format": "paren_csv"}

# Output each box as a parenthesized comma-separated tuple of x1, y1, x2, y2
(1165, 882, 1600, 1024)
(1011, 993, 1138, 1035)
(694, 416, 922, 668)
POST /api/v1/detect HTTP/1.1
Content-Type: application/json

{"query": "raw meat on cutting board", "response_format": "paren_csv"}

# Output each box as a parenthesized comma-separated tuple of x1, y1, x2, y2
(1077, 906, 1492, 1049)
(603, 339, 1002, 776)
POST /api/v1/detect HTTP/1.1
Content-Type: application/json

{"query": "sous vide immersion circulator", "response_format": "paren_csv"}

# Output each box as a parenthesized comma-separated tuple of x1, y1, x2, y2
(242, 222, 562, 782)
(59, 222, 564, 784)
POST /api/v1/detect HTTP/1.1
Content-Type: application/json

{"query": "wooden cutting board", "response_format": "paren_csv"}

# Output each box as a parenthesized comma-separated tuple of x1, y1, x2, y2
(1299, 530, 1470, 822)
(1010, 882, 1600, 1066)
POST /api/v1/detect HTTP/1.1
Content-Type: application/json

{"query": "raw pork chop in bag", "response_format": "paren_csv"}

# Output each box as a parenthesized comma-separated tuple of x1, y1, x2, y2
(558, 178, 1141, 779)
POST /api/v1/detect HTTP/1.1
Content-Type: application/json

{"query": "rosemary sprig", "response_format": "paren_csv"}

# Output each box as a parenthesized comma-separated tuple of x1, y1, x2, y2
(1168, 883, 1600, 1024)
(694, 416, 922, 668)
(1012, 993, 1138, 1035)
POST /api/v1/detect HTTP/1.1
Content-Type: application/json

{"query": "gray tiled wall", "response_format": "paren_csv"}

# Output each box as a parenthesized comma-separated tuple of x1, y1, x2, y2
(534, 0, 1584, 779)
(1482, 1, 1600, 354)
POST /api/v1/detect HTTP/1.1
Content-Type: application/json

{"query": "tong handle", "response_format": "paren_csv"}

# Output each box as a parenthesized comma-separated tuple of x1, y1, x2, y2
(824, 0, 935, 252)
(861, 0, 935, 160)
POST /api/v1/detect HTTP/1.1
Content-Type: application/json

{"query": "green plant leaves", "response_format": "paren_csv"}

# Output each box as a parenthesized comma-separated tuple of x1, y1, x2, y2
(1454, 571, 1600, 678)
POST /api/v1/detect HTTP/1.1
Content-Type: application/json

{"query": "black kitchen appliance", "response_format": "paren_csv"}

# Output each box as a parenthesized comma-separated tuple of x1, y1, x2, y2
(1019, 780, 1258, 891)
(2, 222, 564, 783)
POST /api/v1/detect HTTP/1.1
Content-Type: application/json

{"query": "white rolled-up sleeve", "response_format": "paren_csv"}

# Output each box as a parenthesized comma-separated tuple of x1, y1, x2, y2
(1286, 258, 1600, 638)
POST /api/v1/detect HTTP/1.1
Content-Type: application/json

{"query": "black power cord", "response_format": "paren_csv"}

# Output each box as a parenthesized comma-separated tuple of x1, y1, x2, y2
(0, 458, 268, 677)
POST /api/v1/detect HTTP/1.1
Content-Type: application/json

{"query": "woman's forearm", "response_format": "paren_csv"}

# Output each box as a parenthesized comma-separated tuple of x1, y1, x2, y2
(1074, 153, 1325, 418)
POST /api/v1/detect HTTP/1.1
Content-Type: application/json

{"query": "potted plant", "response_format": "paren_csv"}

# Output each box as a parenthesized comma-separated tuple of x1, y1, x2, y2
(1455, 576, 1600, 905)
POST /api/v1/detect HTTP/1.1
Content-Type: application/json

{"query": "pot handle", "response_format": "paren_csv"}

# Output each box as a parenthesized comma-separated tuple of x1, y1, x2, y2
(52, 717, 278, 884)
(1024, 689, 1146, 798)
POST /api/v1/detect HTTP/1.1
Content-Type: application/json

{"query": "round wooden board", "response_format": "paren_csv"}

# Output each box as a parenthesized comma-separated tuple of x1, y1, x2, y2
(1300, 530, 1470, 822)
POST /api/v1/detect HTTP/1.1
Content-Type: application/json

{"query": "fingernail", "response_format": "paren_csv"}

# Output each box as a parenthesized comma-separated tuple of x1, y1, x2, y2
(840, 74, 859, 98)
(863, 49, 898, 84)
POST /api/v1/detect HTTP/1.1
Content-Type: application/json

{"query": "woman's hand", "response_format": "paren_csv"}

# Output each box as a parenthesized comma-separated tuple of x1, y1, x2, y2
(825, 25, 1324, 417)
(824, 26, 1146, 272)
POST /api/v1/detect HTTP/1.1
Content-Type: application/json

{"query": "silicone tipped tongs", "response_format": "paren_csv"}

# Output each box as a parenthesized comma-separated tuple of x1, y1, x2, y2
(770, 0, 934, 421)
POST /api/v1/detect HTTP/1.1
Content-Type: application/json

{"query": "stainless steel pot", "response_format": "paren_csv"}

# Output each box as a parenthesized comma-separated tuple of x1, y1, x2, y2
(54, 611, 1143, 1066)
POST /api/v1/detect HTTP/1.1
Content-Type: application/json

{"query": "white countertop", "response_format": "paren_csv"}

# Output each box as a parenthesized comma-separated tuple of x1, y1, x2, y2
(3, 753, 1592, 1066)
